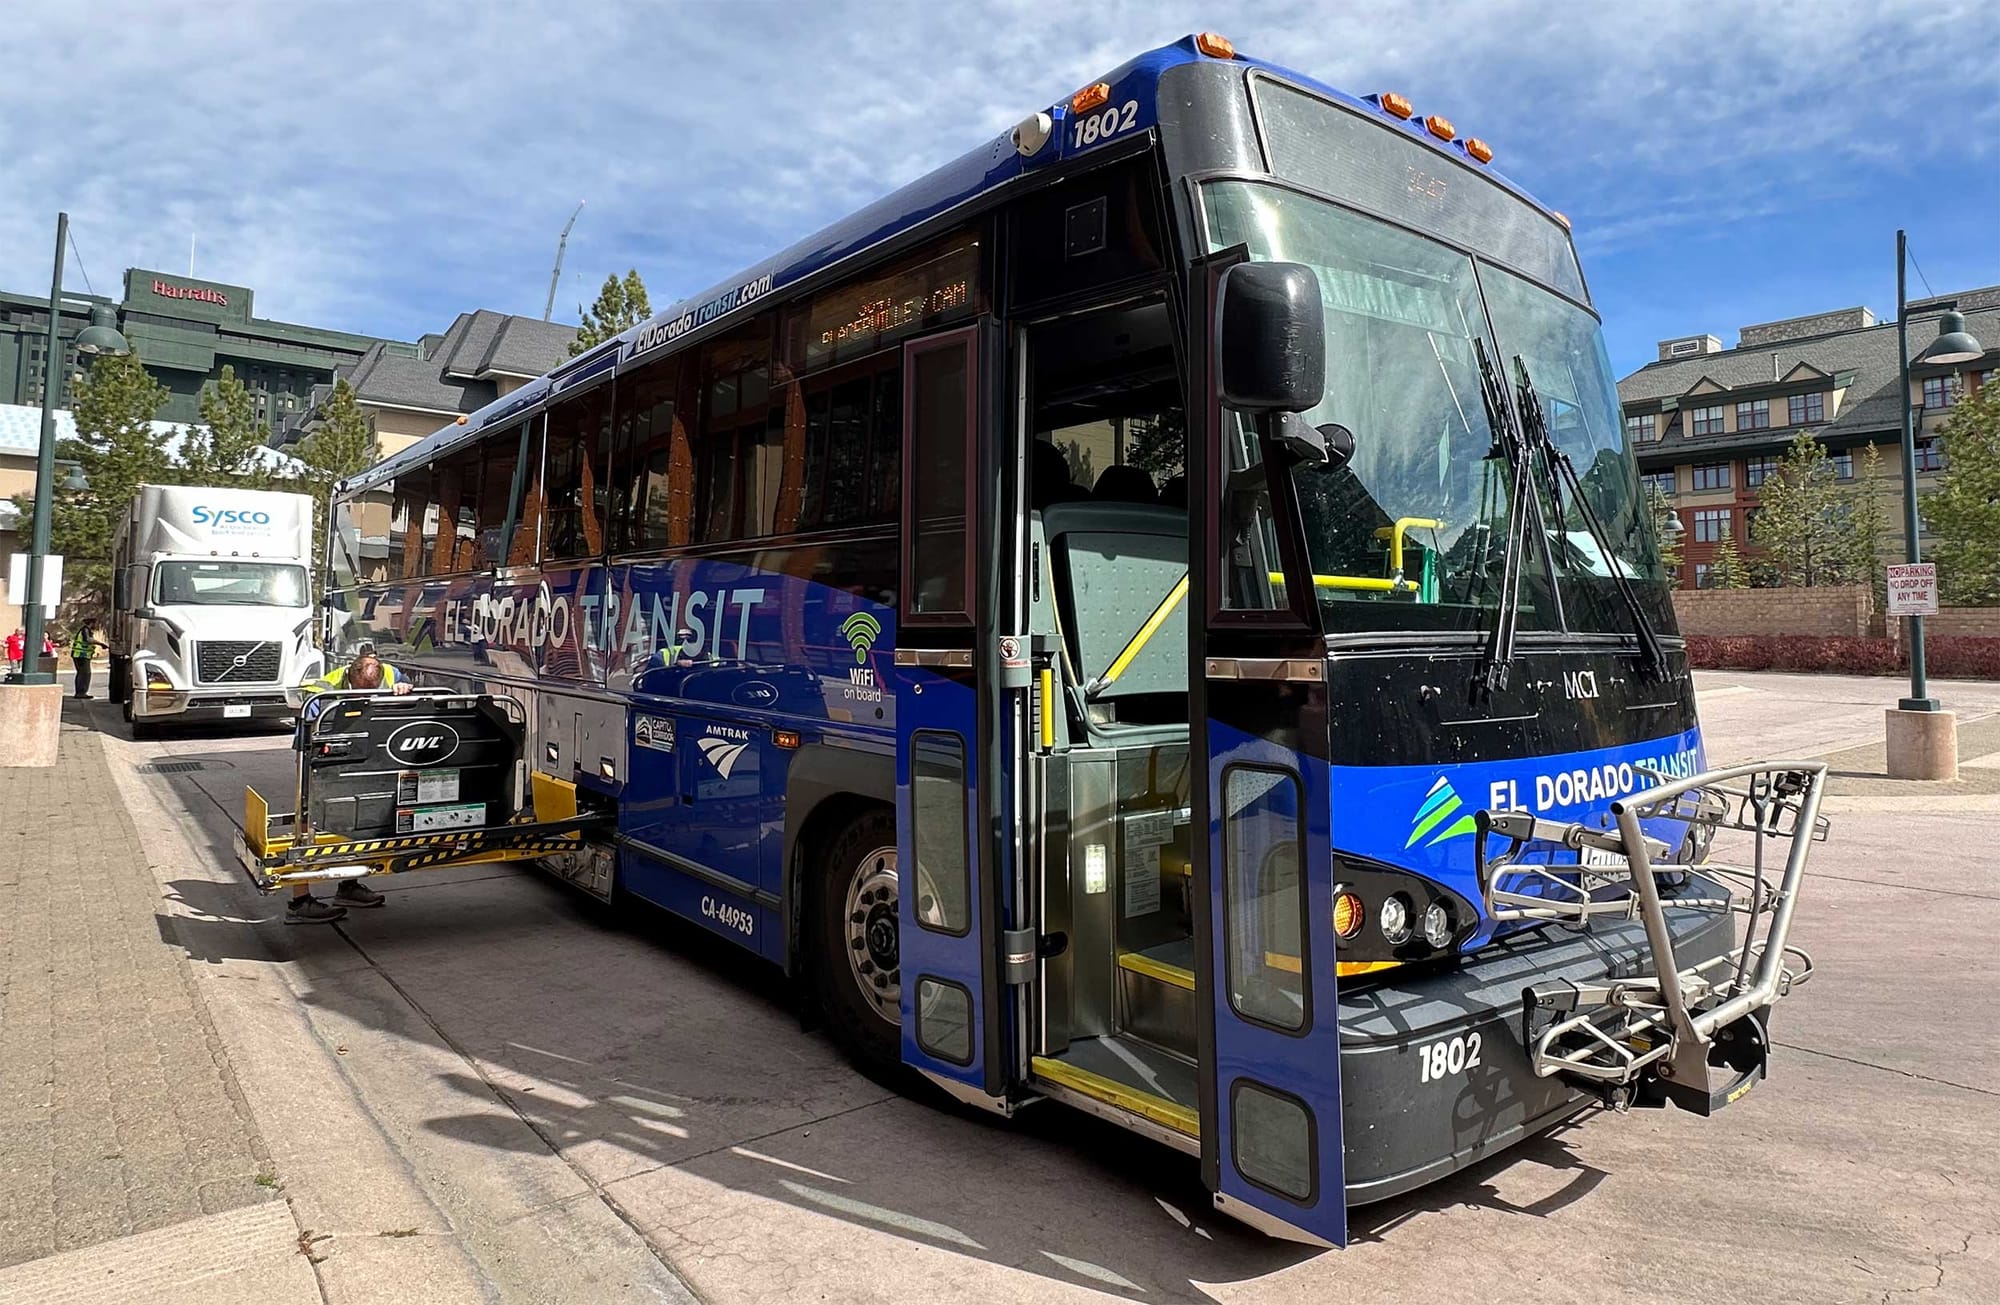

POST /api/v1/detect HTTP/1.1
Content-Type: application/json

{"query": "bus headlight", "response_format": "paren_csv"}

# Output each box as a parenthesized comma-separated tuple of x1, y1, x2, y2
(1422, 901, 1454, 949)
(1379, 893, 1413, 945)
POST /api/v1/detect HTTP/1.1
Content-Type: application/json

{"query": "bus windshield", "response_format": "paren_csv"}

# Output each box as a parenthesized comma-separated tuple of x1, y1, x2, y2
(1202, 180, 1668, 636)
(154, 560, 308, 608)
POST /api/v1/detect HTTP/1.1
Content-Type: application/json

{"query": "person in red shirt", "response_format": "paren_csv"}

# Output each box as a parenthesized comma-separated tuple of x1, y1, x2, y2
(5, 628, 24, 680)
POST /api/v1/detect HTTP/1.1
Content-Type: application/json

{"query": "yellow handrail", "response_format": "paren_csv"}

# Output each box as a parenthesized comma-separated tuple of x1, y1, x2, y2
(1088, 573, 1189, 696)
(1373, 517, 1442, 575)
(1269, 571, 1417, 593)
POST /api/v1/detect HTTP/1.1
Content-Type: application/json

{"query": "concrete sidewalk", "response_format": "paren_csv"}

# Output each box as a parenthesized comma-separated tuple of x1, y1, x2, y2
(0, 709, 310, 1301)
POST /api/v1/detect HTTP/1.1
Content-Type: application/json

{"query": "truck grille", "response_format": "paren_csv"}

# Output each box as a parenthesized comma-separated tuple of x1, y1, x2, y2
(195, 640, 281, 684)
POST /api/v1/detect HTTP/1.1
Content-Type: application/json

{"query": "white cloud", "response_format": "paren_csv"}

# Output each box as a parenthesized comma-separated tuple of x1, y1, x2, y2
(1, 0, 1993, 345)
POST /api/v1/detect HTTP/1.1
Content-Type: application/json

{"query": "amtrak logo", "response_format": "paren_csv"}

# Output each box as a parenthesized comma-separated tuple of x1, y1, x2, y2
(697, 733, 751, 778)
(1406, 776, 1479, 849)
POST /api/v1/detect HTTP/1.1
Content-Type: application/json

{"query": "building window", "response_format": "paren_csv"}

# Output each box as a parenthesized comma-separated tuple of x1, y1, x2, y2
(1745, 455, 1780, 488)
(1692, 462, 1732, 491)
(1691, 405, 1725, 436)
(1693, 508, 1731, 543)
(1922, 376, 1955, 410)
(1831, 449, 1854, 479)
(1693, 563, 1713, 588)
(1916, 438, 1944, 472)
(1735, 399, 1770, 431)
(1641, 469, 1676, 498)
(1788, 392, 1824, 425)
(1624, 413, 1657, 444)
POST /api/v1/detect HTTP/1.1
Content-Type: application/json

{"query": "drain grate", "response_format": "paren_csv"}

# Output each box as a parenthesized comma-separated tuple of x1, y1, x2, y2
(142, 760, 207, 774)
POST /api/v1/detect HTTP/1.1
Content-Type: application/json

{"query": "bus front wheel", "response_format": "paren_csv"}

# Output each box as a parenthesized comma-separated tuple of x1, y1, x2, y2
(813, 809, 901, 1076)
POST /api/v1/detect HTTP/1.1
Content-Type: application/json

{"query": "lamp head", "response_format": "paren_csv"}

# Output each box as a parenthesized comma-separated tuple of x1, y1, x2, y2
(73, 305, 129, 358)
(1921, 311, 1986, 367)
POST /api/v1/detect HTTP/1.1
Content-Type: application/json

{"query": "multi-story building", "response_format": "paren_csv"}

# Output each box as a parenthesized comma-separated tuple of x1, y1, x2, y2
(275, 310, 576, 460)
(0, 268, 393, 426)
(1618, 286, 2000, 588)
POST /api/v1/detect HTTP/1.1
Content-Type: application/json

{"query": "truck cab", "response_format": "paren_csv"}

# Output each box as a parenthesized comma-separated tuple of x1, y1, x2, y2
(110, 485, 322, 731)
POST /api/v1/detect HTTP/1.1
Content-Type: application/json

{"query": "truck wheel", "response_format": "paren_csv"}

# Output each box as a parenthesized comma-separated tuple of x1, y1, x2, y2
(812, 808, 902, 1077)
(107, 656, 129, 705)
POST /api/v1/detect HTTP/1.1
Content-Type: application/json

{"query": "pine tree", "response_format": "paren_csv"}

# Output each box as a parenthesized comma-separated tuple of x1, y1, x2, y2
(568, 270, 652, 356)
(1841, 441, 1890, 598)
(177, 365, 273, 487)
(1754, 433, 1847, 586)
(8, 351, 172, 613)
(1708, 523, 1749, 588)
(1923, 379, 2000, 604)
(293, 377, 379, 551)
(1648, 487, 1684, 581)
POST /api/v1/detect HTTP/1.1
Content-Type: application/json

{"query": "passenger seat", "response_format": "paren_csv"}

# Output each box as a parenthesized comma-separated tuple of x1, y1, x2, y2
(1092, 465, 1157, 504)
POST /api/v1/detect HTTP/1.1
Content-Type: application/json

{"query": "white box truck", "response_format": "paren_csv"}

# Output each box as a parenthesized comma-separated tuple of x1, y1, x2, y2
(109, 485, 322, 732)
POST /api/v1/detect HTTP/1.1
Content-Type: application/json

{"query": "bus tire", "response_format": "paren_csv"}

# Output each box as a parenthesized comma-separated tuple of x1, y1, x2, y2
(812, 808, 902, 1077)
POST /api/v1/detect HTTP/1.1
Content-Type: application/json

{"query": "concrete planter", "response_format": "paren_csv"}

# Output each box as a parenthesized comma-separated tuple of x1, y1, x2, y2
(0, 681, 62, 767)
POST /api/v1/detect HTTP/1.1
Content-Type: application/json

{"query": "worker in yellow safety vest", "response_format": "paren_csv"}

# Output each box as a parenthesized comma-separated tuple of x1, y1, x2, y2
(288, 643, 413, 925)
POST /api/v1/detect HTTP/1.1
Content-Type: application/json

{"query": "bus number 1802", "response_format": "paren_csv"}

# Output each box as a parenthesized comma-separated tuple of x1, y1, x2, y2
(1418, 1033, 1482, 1083)
(1073, 100, 1139, 150)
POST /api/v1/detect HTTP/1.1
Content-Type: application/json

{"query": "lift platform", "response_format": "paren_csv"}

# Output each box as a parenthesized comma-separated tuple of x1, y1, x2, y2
(237, 689, 612, 892)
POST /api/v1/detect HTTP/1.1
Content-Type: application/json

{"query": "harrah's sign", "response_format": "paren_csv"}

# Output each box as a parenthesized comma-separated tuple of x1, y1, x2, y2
(152, 279, 228, 307)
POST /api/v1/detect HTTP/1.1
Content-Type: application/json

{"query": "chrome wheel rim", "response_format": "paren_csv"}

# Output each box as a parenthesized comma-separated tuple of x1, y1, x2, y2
(844, 845, 901, 1026)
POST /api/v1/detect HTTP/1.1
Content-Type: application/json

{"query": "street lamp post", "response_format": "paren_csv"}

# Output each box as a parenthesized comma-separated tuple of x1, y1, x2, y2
(1888, 228, 1985, 778)
(19, 211, 128, 685)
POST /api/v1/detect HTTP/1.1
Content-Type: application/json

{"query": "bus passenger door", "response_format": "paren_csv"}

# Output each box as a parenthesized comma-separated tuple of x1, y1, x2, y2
(893, 324, 1006, 1097)
(1188, 250, 1349, 1246)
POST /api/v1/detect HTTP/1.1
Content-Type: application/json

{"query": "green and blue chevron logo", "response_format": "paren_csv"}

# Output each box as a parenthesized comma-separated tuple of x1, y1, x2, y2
(1406, 776, 1480, 850)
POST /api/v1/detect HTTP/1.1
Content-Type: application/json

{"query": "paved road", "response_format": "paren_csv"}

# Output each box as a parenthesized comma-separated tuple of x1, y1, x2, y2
(82, 673, 2000, 1302)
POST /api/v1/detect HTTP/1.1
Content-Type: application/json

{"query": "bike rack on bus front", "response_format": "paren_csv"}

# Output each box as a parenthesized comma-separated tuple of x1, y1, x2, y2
(1474, 761, 1829, 1114)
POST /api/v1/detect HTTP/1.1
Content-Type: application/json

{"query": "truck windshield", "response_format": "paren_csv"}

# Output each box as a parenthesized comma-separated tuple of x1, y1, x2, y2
(154, 560, 308, 607)
(1201, 181, 1669, 637)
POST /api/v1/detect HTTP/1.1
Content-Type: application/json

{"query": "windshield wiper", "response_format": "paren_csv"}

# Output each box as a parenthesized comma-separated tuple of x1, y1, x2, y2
(1510, 355, 1667, 680)
(1469, 336, 1543, 702)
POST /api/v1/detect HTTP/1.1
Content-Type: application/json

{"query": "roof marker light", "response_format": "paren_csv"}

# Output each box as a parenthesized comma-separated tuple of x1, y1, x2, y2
(1012, 111, 1054, 157)
(1465, 137, 1494, 164)
(1071, 82, 1110, 113)
(1377, 92, 1414, 120)
(1551, 210, 1571, 229)
(1424, 114, 1456, 142)
(1194, 32, 1235, 59)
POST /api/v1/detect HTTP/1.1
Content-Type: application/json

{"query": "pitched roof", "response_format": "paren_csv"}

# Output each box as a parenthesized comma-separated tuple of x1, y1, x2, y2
(343, 310, 576, 413)
(1618, 289, 2000, 447)
(480, 316, 576, 377)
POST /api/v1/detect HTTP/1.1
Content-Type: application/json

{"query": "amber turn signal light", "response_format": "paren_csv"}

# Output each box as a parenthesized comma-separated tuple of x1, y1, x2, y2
(1333, 889, 1365, 940)
(1071, 82, 1110, 113)
(1194, 32, 1235, 58)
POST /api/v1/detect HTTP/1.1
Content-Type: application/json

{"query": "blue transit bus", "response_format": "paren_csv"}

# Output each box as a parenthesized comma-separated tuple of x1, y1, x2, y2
(325, 35, 1826, 1245)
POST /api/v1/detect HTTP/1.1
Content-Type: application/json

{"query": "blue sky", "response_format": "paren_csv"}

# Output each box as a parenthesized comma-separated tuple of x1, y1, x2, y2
(4, 0, 1995, 378)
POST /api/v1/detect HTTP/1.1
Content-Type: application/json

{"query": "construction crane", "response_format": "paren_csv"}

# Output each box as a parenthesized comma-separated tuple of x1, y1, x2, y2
(543, 200, 585, 321)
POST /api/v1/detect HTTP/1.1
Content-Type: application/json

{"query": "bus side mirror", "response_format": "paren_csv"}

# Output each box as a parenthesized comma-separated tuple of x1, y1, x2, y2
(1218, 262, 1325, 415)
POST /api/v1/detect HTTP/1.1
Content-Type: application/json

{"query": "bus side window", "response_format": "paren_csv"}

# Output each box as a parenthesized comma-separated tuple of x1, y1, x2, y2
(609, 354, 689, 554)
(549, 383, 613, 559)
(507, 417, 546, 568)
(393, 467, 432, 582)
(476, 428, 521, 568)
(431, 451, 474, 575)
